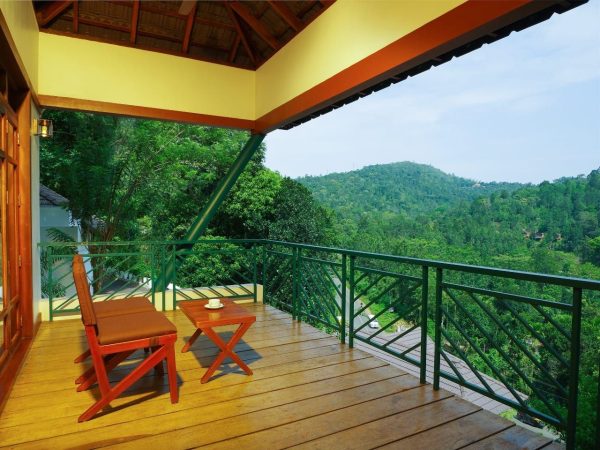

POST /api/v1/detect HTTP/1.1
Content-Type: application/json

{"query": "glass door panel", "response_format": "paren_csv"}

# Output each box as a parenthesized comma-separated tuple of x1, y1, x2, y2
(0, 159, 4, 362)
(6, 122, 19, 346)
(0, 114, 20, 366)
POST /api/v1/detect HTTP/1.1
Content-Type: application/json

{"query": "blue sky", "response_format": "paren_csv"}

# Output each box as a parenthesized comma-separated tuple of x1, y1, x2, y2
(264, 2, 600, 184)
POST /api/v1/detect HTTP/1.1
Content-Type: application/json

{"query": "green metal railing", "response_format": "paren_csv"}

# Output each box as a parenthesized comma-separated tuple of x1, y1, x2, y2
(40, 238, 600, 449)
(40, 239, 262, 319)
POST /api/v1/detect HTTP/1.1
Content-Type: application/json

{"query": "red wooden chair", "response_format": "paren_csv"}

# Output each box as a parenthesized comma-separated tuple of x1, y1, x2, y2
(72, 254, 179, 422)
(74, 296, 156, 365)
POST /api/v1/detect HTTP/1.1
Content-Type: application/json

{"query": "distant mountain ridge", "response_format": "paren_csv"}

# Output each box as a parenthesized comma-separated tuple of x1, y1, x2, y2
(297, 162, 523, 219)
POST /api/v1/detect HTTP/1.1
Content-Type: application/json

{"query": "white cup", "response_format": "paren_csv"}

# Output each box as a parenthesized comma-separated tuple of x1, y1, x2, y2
(208, 298, 222, 308)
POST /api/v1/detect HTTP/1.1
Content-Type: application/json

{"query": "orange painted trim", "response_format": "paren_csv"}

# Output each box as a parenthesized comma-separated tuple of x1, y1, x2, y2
(17, 93, 34, 338)
(39, 95, 256, 131)
(255, 0, 537, 132)
(0, 337, 33, 414)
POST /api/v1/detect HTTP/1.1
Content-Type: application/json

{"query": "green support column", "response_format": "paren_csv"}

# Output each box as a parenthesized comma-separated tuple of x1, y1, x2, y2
(182, 133, 265, 242)
(156, 133, 265, 290)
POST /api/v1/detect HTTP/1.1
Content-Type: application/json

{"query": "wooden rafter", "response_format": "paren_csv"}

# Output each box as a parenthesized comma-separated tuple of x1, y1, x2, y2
(268, 1, 302, 32)
(36, 1, 74, 27)
(73, 1, 79, 33)
(229, 1, 280, 51)
(74, 16, 233, 51)
(107, 1, 236, 31)
(225, 3, 256, 66)
(228, 35, 241, 63)
(130, 0, 140, 44)
(70, 17, 230, 53)
(178, 0, 197, 16)
(182, 1, 197, 54)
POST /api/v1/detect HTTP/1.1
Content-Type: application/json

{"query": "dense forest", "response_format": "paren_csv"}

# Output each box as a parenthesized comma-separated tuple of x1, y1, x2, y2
(301, 162, 600, 279)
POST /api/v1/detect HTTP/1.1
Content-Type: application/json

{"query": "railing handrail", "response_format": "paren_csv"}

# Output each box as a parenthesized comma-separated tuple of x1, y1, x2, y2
(263, 240, 600, 291)
(39, 238, 600, 291)
(37, 238, 265, 247)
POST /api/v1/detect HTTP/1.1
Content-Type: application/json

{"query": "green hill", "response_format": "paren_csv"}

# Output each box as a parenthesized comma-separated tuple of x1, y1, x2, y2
(430, 169, 600, 265)
(298, 162, 522, 219)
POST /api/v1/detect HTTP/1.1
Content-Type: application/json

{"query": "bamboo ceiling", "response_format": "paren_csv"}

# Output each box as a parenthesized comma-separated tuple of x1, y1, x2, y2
(33, 1, 333, 69)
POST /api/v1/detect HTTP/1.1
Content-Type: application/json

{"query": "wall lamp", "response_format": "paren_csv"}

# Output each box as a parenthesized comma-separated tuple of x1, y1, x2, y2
(32, 118, 53, 138)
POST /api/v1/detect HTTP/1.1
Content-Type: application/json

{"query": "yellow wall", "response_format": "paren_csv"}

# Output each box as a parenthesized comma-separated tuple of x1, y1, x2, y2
(38, 33, 255, 120)
(255, 0, 465, 118)
(0, 0, 38, 89)
(1, 0, 468, 125)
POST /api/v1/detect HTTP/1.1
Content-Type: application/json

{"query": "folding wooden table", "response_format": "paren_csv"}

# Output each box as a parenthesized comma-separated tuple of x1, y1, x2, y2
(179, 299, 256, 383)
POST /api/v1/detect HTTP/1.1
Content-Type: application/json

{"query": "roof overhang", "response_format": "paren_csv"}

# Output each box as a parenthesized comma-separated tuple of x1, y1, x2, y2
(0, 0, 588, 133)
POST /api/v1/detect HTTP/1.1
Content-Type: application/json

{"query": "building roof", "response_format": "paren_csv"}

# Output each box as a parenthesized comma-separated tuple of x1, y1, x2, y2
(26, 0, 588, 133)
(40, 184, 69, 206)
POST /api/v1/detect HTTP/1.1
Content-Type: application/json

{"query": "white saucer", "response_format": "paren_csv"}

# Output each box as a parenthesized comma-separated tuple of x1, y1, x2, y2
(204, 303, 224, 310)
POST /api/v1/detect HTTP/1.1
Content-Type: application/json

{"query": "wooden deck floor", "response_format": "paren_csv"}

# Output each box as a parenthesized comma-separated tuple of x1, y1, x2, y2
(1, 303, 559, 449)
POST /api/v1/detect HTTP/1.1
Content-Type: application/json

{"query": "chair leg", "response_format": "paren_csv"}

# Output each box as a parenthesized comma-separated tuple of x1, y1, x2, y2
(79, 345, 169, 422)
(74, 348, 91, 364)
(89, 348, 111, 396)
(166, 342, 178, 404)
(77, 350, 135, 392)
(151, 346, 164, 376)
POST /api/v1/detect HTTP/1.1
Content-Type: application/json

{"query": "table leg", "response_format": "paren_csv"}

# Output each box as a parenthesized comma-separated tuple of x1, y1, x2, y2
(201, 322, 254, 384)
(181, 328, 203, 353)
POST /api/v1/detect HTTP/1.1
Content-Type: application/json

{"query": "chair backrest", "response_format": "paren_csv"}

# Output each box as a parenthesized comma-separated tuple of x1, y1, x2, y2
(72, 254, 97, 326)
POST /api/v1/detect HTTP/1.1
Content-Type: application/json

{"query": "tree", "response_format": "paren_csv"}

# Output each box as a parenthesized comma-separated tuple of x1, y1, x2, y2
(268, 178, 335, 245)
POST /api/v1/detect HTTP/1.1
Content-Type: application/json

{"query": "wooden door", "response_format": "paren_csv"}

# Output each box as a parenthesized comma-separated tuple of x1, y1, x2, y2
(0, 114, 21, 371)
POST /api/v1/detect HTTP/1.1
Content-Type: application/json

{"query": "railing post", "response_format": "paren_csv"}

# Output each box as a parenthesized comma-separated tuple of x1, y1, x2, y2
(433, 267, 443, 390)
(566, 287, 583, 450)
(171, 245, 177, 310)
(597, 359, 600, 450)
(294, 248, 302, 322)
(420, 265, 429, 384)
(292, 247, 298, 320)
(252, 245, 258, 304)
(348, 255, 355, 348)
(150, 244, 156, 308)
(47, 246, 54, 322)
(341, 253, 347, 344)
(261, 244, 267, 305)
(160, 244, 167, 312)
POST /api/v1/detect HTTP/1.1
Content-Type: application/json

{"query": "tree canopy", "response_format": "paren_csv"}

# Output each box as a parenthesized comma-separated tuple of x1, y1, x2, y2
(40, 110, 336, 246)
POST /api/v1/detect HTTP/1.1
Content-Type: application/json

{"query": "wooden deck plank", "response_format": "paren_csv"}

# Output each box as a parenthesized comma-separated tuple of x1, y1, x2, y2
(102, 380, 438, 449)
(0, 306, 556, 450)
(2, 345, 373, 424)
(18, 319, 328, 369)
(195, 386, 453, 450)
(288, 397, 479, 450)
(8, 338, 344, 399)
(29, 315, 296, 347)
(3, 341, 353, 416)
(376, 410, 515, 449)
(461, 424, 555, 449)
(20, 322, 327, 367)
(6, 364, 403, 448)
